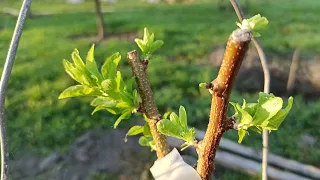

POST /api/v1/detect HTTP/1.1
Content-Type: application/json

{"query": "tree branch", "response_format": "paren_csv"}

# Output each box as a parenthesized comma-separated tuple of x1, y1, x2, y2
(0, 0, 32, 179)
(196, 29, 252, 180)
(127, 50, 170, 158)
(229, 1, 271, 180)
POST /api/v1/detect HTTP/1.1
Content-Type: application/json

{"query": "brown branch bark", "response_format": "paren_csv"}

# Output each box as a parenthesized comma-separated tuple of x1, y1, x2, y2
(94, 0, 105, 41)
(127, 50, 170, 158)
(196, 29, 252, 180)
(229, 1, 271, 180)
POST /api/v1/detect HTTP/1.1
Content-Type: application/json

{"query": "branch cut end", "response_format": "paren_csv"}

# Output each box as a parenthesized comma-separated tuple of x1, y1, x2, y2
(232, 29, 251, 43)
(127, 50, 138, 60)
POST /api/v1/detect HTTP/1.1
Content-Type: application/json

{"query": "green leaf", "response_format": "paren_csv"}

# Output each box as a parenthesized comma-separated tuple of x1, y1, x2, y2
(125, 77, 135, 93)
(249, 126, 262, 133)
(138, 136, 155, 151)
(143, 123, 152, 137)
(114, 110, 132, 128)
(86, 44, 103, 83)
(105, 107, 122, 115)
(115, 71, 124, 92)
(101, 79, 116, 92)
(139, 136, 150, 146)
(179, 106, 188, 129)
(126, 125, 144, 136)
(101, 52, 121, 79)
(163, 111, 171, 119)
(183, 127, 196, 144)
(150, 40, 164, 53)
(133, 90, 140, 107)
(252, 93, 283, 125)
(136, 28, 163, 56)
(134, 39, 146, 53)
(59, 85, 102, 99)
(266, 97, 293, 130)
(199, 83, 207, 89)
(71, 49, 86, 69)
(236, 14, 268, 37)
(90, 97, 122, 115)
(62, 60, 91, 85)
(143, 27, 151, 42)
(148, 33, 155, 46)
(232, 103, 253, 126)
(157, 119, 183, 140)
(90, 96, 117, 107)
(91, 106, 106, 115)
(170, 112, 179, 123)
(242, 99, 257, 117)
(116, 101, 131, 108)
(238, 129, 247, 143)
(157, 106, 196, 148)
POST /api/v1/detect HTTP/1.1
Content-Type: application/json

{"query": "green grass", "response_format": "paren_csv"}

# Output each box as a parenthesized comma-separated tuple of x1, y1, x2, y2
(0, 0, 319, 178)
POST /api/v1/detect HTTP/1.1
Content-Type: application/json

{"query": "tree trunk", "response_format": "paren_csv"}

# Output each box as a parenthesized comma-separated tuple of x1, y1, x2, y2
(286, 48, 301, 94)
(94, 0, 105, 41)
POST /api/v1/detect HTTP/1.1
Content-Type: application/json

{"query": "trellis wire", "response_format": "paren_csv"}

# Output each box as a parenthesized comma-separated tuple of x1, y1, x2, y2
(0, 0, 32, 179)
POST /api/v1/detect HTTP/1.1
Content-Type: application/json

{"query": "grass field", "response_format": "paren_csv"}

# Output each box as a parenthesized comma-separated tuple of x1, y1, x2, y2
(0, 0, 320, 179)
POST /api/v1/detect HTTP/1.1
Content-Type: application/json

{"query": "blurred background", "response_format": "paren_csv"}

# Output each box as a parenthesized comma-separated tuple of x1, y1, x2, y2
(0, 0, 319, 179)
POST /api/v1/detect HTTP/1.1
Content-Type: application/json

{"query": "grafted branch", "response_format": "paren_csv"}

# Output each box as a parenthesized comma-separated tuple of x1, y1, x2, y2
(127, 50, 170, 158)
(196, 29, 252, 180)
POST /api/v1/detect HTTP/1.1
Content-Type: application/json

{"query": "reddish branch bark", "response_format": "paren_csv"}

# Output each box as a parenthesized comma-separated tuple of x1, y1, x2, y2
(127, 50, 170, 158)
(196, 29, 251, 180)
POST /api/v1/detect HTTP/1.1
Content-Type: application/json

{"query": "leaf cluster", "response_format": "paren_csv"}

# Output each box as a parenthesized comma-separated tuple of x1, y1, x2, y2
(157, 106, 196, 150)
(134, 28, 164, 58)
(236, 14, 269, 37)
(126, 118, 156, 151)
(231, 92, 293, 143)
(59, 45, 140, 128)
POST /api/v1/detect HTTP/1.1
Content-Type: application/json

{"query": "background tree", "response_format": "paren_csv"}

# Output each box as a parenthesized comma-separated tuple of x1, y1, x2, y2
(94, 0, 105, 41)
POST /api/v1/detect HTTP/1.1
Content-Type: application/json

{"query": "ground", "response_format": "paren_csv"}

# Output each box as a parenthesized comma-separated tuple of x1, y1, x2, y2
(0, 0, 319, 179)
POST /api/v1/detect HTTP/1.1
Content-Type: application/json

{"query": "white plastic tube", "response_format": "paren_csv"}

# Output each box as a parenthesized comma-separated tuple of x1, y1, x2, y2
(150, 148, 201, 180)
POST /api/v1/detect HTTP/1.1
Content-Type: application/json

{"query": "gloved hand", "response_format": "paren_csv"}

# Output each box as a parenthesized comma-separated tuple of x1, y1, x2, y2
(150, 148, 201, 180)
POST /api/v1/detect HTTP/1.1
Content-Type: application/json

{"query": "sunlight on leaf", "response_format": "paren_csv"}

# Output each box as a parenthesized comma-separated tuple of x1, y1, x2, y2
(230, 93, 293, 143)
(59, 85, 102, 99)
(236, 14, 268, 37)
(157, 106, 196, 150)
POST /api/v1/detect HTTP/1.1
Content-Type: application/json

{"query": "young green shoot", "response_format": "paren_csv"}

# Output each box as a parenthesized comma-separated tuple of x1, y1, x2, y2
(134, 28, 164, 59)
(59, 44, 140, 128)
(157, 106, 196, 151)
(230, 93, 293, 143)
(236, 14, 268, 37)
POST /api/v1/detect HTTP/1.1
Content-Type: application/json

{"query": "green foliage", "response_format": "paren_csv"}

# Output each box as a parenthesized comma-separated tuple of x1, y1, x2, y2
(157, 106, 196, 150)
(236, 14, 269, 37)
(1, 3, 319, 178)
(59, 45, 140, 128)
(139, 136, 156, 151)
(231, 93, 293, 143)
(135, 28, 164, 58)
(126, 125, 144, 136)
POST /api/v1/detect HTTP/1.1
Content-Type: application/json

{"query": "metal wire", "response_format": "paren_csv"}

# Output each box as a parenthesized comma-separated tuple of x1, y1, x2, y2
(0, 0, 32, 179)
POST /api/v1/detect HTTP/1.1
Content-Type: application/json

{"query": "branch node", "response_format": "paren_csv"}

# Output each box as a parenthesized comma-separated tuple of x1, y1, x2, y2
(223, 116, 238, 131)
(142, 60, 149, 71)
(137, 102, 146, 113)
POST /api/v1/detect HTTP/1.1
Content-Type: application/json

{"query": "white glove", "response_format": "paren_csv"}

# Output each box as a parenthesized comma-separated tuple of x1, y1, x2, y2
(150, 148, 201, 180)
